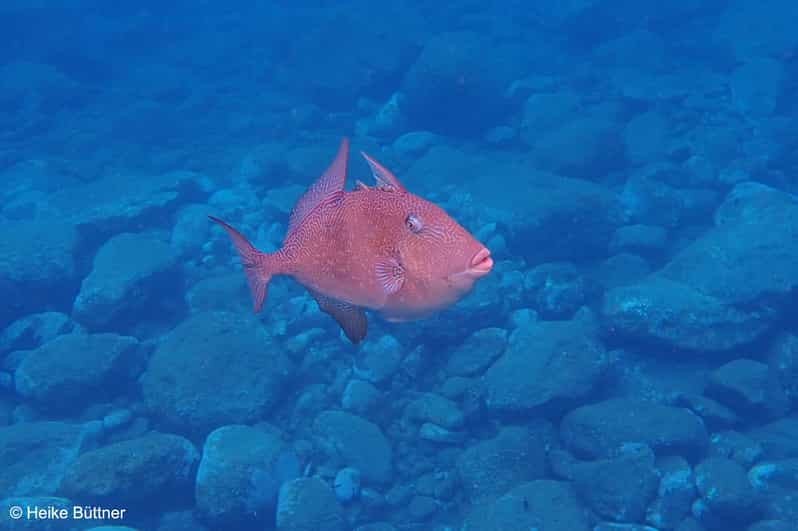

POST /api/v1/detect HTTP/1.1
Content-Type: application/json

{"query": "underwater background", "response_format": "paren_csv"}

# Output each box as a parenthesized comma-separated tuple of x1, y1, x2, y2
(1, 1, 798, 530)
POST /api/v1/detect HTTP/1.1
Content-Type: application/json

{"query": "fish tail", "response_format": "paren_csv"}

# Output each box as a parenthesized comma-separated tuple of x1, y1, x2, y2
(209, 216, 281, 313)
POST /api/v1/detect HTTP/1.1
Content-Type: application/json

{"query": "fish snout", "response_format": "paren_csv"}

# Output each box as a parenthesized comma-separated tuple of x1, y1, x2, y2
(468, 247, 493, 277)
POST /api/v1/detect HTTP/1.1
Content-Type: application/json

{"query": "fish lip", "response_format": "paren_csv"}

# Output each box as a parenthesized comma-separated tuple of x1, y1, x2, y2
(468, 248, 493, 275)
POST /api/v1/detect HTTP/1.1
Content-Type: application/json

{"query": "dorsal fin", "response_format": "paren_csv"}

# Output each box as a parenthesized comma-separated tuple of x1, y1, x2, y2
(360, 151, 405, 192)
(288, 138, 349, 234)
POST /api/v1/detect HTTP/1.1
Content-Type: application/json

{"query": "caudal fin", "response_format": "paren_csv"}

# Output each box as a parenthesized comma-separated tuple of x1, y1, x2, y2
(209, 216, 277, 313)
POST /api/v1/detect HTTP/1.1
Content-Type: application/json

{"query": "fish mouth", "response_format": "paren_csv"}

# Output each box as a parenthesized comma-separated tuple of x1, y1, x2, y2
(468, 248, 493, 276)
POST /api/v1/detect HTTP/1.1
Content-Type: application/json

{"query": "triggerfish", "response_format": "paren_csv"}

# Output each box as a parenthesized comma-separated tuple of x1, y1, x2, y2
(210, 138, 493, 343)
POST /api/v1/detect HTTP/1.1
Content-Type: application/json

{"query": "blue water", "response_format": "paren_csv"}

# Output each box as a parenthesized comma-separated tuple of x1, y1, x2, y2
(1, 1, 797, 530)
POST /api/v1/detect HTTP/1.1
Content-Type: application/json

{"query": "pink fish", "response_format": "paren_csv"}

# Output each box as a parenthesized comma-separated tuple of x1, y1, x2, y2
(210, 138, 493, 343)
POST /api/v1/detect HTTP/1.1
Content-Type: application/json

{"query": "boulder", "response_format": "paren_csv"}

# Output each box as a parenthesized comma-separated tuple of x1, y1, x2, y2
(404, 393, 464, 430)
(15, 333, 143, 412)
(706, 359, 789, 419)
(481, 313, 606, 414)
(73, 232, 180, 331)
(446, 328, 507, 377)
(196, 425, 300, 527)
(462, 480, 591, 531)
(646, 456, 696, 529)
(572, 444, 659, 522)
(456, 426, 547, 504)
(401, 31, 515, 135)
(0, 421, 97, 497)
(561, 398, 708, 459)
(0, 312, 77, 356)
(59, 432, 198, 506)
(602, 275, 771, 352)
(141, 311, 294, 435)
(0, 217, 79, 324)
(693, 457, 761, 527)
(275, 477, 345, 531)
(523, 262, 590, 320)
(313, 410, 393, 484)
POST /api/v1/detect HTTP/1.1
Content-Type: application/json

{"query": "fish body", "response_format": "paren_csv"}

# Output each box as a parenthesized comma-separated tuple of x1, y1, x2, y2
(210, 138, 493, 343)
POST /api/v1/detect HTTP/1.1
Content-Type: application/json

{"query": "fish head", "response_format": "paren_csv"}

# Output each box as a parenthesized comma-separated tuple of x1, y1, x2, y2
(391, 192, 493, 307)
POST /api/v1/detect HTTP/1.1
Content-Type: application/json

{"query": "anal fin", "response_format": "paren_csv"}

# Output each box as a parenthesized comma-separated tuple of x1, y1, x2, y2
(309, 290, 368, 344)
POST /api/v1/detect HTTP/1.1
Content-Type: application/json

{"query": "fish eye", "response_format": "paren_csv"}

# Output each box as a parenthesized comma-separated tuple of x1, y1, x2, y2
(405, 214, 423, 233)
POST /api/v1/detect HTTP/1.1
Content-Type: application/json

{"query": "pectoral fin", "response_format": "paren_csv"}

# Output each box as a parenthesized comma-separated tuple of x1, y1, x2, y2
(375, 258, 405, 295)
(309, 290, 368, 344)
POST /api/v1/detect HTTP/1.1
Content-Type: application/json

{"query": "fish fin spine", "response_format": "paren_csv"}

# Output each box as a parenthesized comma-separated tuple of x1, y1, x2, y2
(209, 216, 281, 313)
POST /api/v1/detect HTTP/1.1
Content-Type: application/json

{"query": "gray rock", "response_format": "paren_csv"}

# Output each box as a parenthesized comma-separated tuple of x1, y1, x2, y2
(768, 333, 798, 403)
(573, 444, 659, 522)
(482, 313, 606, 414)
(595, 525, 659, 531)
(0, 217, 78, 325)
(313, 410, 393, 484)
(276, 477, 345, 531)
(706, 359, 789, 419)
(141, 311, 293, 435)
(156, 510, 210, 531)
(510, 171, 623, 262)
(60, 432, 198, 506)
(0, 421, 97, 497)
(610, 224, 667, 256)
(73, 232, 180, 331)
(693, 457, 760, 526)
(663, 183, 798, 308)
(523, 262, 590, 319)
(102, 409, 133, 433)
(407, 495, 438, 520)
(593, 253, 652, 290)
(456, 426, 547, 504)
(47, 171, 202, 249)
(646, 456, 696, 529)
(354, 524, 396, 531)
(15, 333, 143, 412)
(709, 430, 764, 468)
(195, 425, 298, 527)
(405, 393, 464, 430)
(529, 108, 623, 179)
(333, 467, 361, 504)
(462, 480, 591, 531)
(749, 458, 798, 493)
(185, 273, 248, 314)
(341, 379, 381, 415)
(713, 0, 798, 60)
(676, 393, 738, 431)
(0, 312, 76, 356)
(561, 398, 708, 459)
(520, 91, 581, 142)
(446, 328, 507, 377)
(407, 148, 622, 263)
(676, 517, 705, 531)
(731, 58, 784, 117)
(401, 31, 514, 135)
(621, 168, 718, 228)
(440, 376, 475, 400)
(418, 423, 465, 445)
(624, 110, 671, 166)
(747, 521, 796, 531)
(602, 275, 771, 352)
(392, 131, 439, 159)
(750, 417, 798, 459)
(353, 335, 403, 385)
